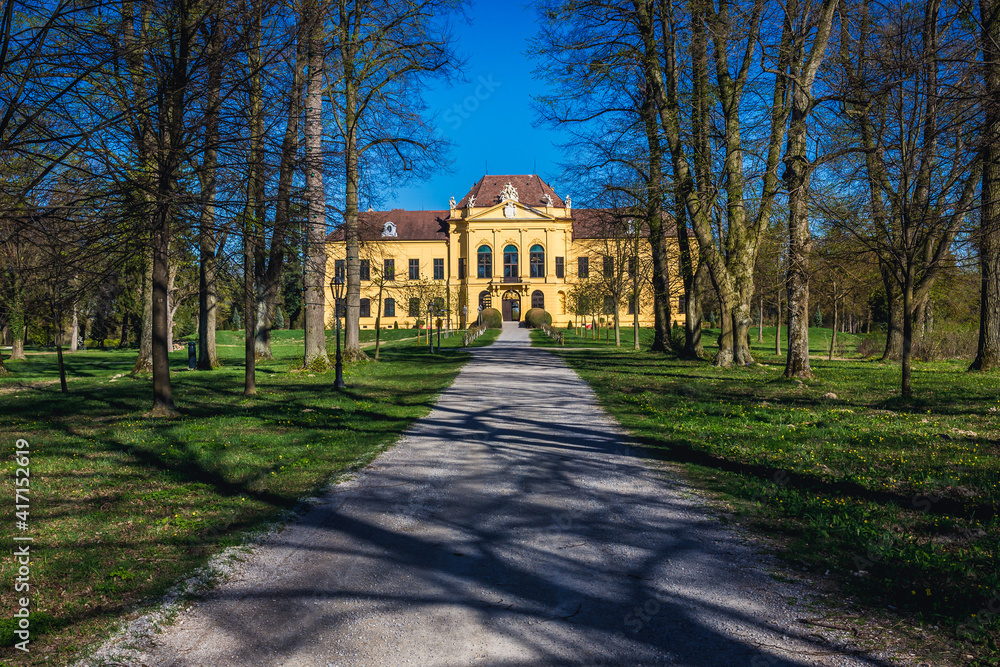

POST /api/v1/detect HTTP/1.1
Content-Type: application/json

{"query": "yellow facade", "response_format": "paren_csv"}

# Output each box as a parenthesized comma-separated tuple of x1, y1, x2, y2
(325, 175, 685, 329)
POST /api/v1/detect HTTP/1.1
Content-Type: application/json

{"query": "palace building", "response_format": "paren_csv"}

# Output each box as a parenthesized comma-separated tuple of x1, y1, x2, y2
(325, 174, 684, 329)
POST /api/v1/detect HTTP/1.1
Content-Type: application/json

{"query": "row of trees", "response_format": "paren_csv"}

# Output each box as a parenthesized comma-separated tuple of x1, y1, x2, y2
(0, 0, 464, 410)
(532, 0, 999, 397)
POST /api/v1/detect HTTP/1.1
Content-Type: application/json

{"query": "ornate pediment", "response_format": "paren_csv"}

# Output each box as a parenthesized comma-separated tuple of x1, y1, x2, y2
(465, 200, 555, 223)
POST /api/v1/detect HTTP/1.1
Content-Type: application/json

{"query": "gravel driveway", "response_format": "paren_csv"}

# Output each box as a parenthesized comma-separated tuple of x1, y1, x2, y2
(86, 324, 895, 667)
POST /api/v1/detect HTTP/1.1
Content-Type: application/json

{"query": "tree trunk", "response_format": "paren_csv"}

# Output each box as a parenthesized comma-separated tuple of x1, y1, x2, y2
(972, 0, 1000, 371)
(303, 0, 330, 369)
(52, 305, 68, 392)
(685, 260, 707, 357)
(244, 0, 263, 394)
(902, 275, 914, 398)
(614, 311, 620, 347)
(781, 0, 838, 377)
(641, 88, 672, 352)
(715, 291, 734, 366)
(151, 204, 175, 414)
(829, 291, 838, 361)
(881, 268, 903, 361)
(150, 0, 193, 416)
(198, 7, 223, 371)
(133, 250, 154, 373)
(166, 264, 176, 352)
(731, 262, 756, 365)
(775, 288, 782, 355)
(342, 76, 367, 361)
(70, 301, 79, 352)
(254, 26, 303, 362)
(758, 294, 764, 343)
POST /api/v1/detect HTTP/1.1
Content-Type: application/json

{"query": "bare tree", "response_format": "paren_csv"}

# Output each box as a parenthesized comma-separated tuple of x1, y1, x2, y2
(972, 0, 1000, 371)
(779, 0, 840, 379)
(835, 0, 979, 396)
(327, 0, 463, 362)
(302, 0, 330, 369)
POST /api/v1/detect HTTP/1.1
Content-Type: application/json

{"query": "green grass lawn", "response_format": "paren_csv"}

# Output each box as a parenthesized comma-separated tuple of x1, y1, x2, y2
(0, 326, 497, 665)
(533, 324, 865, 357)
(546, 344, 1000, 662)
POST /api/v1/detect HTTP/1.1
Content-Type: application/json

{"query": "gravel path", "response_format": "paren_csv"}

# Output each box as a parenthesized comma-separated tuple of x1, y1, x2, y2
(85, 324, 896, 666)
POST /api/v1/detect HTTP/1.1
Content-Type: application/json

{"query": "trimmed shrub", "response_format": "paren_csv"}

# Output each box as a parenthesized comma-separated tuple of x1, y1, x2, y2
(524, 308, 552, 328)
(480, 307, 502, 329)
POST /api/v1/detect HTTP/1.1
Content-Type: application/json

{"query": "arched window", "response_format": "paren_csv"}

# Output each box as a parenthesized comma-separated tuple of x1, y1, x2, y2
(478, 290, 491, 309)
(558, 290, 566, 315)
(477, 245, 492, 278)
(359, 298, 371, 318)
(531, 290, 544, 309)
(384, 298, 395, 317)
(529, 244, 544, 278)
(503, 245, 518, 279)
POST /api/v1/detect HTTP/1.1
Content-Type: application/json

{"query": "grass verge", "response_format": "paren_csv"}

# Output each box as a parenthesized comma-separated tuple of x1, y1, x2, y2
(550, 345, 1000, 664)
(531, 324, 864, 356)
(0, 327, 497, 665)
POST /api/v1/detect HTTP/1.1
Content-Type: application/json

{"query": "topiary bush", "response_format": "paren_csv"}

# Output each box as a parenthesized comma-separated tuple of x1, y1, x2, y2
(479, 307, 502, 329)
(524, 308, 552, 328)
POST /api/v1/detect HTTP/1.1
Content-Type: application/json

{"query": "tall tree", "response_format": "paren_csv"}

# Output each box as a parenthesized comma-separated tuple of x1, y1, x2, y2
(836, 0, 979, 397)
(328, 0, 462, 361)
(197, 6, 225, 370)
(779, 0, 840, 379)
(302, 0, 329, 369)
(972, 0, 1000, 371)
(532, 0, 675, 352)
(639, 0, 791, 366)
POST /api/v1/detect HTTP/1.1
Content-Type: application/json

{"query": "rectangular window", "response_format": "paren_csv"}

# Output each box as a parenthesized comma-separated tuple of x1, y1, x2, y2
(628, 298, 637, 315)
(577, 256, 589, 279)
(408, 297, 420, 317)
(359, 298, 370, 318)
(384, 259, 395, 280)
(628, 256, 637, 279)
(409, 258, 420, 280)
(677, 296, 687, 314)
(433, 258, 444, 280)
(603, 295, 615, 314)
(359, 259, 370, 281)
(529, 249, 544, 278)
(555, 257, 564, 279)
(335, 298, 345, 318)
(385, 298, 395, 317)
(458, 258, 466, 279)
(603, 256, 614, 278)
(478, 249, 492, 278)
(334, 259, 345, 279)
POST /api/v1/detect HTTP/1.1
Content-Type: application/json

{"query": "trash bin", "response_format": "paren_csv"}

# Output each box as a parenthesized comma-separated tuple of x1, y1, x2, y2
(188, 341, 197, 369)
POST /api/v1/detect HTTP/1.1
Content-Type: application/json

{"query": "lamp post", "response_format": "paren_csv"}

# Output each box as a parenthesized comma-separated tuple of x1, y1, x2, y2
(427, 302, 435, 353)
(329, 275, 346, 389)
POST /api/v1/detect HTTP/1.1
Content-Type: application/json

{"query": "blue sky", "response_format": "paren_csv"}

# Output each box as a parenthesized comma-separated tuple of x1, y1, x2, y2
(390, 1, 574, 211)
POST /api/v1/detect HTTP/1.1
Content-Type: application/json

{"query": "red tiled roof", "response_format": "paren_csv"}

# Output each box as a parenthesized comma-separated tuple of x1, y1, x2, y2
(457, 175, 565, 209)
(326, 210, 450, 243)
(571, 208, 673, 239)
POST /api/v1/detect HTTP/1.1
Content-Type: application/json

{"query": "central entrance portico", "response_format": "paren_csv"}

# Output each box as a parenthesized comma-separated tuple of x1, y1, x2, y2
(501, 290, 521, 321)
